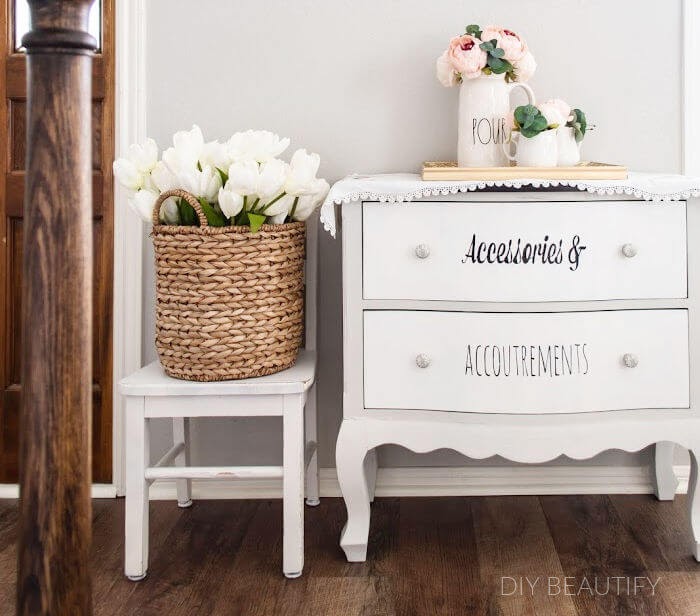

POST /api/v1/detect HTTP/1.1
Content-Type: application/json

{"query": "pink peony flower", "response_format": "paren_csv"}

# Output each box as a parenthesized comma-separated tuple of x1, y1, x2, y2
(539, 99, 573, 125)
(480, 26, 528, 62)
(446, 34, 487, 80)
(436, 51, 458, 87)
(513, 50, 536, 82)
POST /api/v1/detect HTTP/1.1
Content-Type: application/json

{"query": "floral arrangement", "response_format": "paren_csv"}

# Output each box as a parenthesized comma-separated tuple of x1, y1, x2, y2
(436, 24, 536, 86)
(511, 99, 587, 140)
(113, 126, 329, 232)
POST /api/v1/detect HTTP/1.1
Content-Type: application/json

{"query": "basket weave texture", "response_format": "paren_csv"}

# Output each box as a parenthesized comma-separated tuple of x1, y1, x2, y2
(151, 189, 305, 381)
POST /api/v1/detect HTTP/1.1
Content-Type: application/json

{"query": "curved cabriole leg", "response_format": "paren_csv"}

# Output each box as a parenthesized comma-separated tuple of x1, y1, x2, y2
(336, 420, 372, 562)
(654, 442, 679, 501)
(688, 447, 700, 561)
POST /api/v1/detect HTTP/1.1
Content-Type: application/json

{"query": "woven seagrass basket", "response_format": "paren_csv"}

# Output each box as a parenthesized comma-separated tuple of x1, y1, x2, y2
(151, 189, 305, 381)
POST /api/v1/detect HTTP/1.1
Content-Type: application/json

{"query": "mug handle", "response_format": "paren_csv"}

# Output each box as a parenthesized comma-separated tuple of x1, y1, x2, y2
(502, 130, 519, 162)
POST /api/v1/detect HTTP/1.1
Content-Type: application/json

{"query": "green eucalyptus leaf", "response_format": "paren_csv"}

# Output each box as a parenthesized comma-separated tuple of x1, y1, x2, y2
(479, 40, 495, 52)
(491, 47, 505, 58)
(487, 56, 506, 72)
(466, 24, 482, 37)
(248, 212, 266, 233)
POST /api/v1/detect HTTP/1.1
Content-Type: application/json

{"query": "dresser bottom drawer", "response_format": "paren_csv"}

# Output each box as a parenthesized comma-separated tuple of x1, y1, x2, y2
(363, 310, 689, 414)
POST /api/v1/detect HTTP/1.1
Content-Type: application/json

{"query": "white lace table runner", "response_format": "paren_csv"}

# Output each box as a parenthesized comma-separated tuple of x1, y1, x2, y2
(319, 172, 700, 237)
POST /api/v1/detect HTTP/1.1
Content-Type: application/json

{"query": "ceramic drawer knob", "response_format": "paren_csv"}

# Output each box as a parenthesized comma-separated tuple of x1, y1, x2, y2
(621, 243, 638, 258)
(622, 353, 639, 368)
(415, 354, 431, 369)
(414, 244, 430, 259)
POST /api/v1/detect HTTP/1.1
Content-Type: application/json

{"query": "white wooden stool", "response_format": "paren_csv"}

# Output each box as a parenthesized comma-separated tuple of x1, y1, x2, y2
(119, 218, 319, 580)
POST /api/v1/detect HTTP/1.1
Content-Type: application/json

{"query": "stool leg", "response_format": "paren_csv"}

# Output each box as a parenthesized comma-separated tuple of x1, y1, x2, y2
(173, 417, 192, 508)
(283, 393, 305, 578)
(305, 383, 320, 507)
(125, 397, 149, 581)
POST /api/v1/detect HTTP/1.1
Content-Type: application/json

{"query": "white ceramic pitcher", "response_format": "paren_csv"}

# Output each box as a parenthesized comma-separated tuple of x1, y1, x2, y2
(458, 73, 536, 167)
(556, 126, 582, 166)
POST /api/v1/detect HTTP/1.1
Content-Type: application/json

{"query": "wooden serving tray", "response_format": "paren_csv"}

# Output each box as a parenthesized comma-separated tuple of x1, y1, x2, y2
(422, 161, 628, 181)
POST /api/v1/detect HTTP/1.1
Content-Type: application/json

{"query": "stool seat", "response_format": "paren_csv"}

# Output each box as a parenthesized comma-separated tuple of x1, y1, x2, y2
(119, 350, 316, 397)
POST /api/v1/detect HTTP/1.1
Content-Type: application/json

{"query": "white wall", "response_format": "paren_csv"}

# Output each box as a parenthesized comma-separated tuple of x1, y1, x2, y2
(143, 0, 683, 470)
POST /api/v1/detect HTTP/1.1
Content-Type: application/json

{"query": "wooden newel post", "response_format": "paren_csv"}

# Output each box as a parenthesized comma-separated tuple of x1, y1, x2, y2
(18, 1, 96, 614)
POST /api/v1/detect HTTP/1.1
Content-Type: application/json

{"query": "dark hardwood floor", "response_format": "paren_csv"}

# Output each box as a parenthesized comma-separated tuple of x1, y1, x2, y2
(0, 494, 699, 615)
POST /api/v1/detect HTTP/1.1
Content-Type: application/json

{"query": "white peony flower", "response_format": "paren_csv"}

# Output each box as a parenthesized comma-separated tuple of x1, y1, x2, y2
(227, 159, 260, 196)
(227, 130, 290, 163)
(113, 137, 158, 191)
(285, 149, 322, 196)
(218, 185, 245, 219)
(178, 165, 222, 203)
(128, 188, 159, 221)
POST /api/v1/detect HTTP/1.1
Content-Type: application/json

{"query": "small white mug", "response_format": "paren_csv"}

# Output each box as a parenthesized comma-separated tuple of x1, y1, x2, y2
(502, 129, 558, 167)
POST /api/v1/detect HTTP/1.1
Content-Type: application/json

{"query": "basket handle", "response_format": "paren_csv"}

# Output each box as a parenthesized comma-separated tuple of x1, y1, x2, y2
(152, 189, 208, 227)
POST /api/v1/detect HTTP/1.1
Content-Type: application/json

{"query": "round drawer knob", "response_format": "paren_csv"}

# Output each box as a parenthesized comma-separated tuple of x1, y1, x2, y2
(621, 243, 638, 258)
(415, 244, 430, 259)
(622, 353, 639, 368)
(415, 354, 431, 369)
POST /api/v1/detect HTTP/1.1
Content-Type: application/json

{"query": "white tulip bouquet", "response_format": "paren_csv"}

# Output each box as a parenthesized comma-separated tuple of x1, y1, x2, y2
(113, 126, 329, 232)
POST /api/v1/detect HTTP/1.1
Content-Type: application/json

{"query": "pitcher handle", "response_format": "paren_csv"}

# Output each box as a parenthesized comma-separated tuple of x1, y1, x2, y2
(502, 130, 519, 162)
(508, 82, 536, 106)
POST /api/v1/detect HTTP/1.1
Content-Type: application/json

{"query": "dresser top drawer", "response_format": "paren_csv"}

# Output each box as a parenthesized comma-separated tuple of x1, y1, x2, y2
(362, 201, 687, 303)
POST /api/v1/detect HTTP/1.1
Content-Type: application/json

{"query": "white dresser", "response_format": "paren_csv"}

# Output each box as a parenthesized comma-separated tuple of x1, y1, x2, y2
(335, 190, 700, 563)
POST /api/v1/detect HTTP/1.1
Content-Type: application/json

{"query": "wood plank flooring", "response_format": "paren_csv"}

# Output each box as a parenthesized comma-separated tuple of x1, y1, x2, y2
(0, 495, 699, 615)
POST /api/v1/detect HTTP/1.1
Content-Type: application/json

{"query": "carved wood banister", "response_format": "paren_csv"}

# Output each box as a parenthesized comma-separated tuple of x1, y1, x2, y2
(18, 1, 96, 614)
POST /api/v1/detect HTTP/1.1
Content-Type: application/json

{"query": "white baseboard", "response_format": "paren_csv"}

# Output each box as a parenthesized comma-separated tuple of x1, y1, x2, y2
(149, 464, 692, 501)
(0, 467, 690, 501)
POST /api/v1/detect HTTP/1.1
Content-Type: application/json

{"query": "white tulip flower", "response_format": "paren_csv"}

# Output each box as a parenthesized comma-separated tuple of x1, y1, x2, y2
(227, 159, 260, 196)
(256, 158, 289, 201)
(162, 124, 205, 175)
(290, 178, 330, 221)
(200, 140, 232, 172)
(159, 197, 181, 225)
(285, 148, 322, 196)
(178, 165, 222, 203)
(113, 137, 158, 191)
(129, 188, 159, 222)
(227, 130, 290, 163)
(268, 211, 288, 225)
(218, 185, 245, 219)
(150, 160, 178, 192)
(261, 193, 294, 217)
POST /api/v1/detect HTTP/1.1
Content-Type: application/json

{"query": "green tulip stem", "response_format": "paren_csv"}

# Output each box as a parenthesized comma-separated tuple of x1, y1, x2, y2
(289, 196, 299, 221)
(259, 192, 286, 213)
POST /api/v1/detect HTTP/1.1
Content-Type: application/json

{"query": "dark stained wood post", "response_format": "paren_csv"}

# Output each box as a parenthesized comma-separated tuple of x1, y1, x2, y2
(17, 1, 96, 614)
